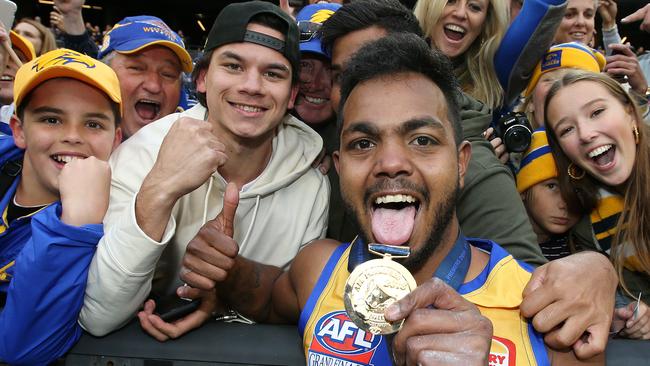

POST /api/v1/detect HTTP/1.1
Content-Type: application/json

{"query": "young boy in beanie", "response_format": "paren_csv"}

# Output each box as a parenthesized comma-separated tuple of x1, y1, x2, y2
(81, 1, 329, 340)
(517, 128, 579, 260)
(0, 48, 122, 364)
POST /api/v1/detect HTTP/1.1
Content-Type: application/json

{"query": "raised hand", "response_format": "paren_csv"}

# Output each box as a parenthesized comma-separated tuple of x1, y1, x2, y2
(622, 4, 650, 33)
(144, 117, 227, 203)
(49, 7, 65, 33)
(136, 117, 227, 243)
(51, 0, 86, 35)
(598, 0, 618, 30)
(605, 43, 648, 96)
(59, 156, 111, 226)
(385, 278, 493, 366)
(181, 182, 239, 291)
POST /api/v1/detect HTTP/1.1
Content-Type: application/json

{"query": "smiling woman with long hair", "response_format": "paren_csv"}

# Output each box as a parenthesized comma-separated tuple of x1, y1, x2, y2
(414, 0, 508, 109)
(544, 70, 650, 338)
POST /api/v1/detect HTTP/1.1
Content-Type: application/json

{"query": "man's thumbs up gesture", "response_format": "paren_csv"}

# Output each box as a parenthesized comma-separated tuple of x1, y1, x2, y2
(137, 183, 240, 341)
(181, 182, 240, 290)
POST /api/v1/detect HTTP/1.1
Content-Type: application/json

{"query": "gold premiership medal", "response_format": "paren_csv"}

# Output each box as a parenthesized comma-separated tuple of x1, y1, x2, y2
(344, 243, 417, 335)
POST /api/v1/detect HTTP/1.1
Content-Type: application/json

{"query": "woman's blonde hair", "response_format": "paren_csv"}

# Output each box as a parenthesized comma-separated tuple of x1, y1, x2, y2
(544, 70, 650, 295)
(17, 18, 57, 56)
(414, 0, 509, 109)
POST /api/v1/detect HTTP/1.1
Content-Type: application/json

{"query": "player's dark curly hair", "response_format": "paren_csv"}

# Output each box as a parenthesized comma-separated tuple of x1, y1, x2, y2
(338, 32, 462, 145)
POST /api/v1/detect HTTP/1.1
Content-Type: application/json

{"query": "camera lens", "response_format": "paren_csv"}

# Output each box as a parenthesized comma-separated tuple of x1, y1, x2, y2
(495, 111, 533, 153)
(504, 125, 532, 153)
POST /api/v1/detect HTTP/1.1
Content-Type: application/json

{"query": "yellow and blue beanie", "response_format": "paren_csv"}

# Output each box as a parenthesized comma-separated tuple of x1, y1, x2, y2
(517, 128, 558, 193)
(524, 42, 606, 97)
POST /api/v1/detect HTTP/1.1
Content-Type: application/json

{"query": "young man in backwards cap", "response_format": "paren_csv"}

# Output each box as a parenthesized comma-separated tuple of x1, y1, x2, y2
(0, 48, 122, 364)
(98, 16, 193, 139)
(80, 1, 329, 340)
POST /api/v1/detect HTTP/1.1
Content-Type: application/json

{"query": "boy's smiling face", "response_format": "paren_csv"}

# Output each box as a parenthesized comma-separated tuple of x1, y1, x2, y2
(11, 78, 122, 205)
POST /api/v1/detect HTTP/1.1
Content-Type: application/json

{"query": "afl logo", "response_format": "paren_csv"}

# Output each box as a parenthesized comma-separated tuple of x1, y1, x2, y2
(314, 311, 382, 355)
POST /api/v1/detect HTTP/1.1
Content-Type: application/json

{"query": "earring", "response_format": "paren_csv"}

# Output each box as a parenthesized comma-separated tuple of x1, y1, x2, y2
(633, 124, 640, 144)
(568, 163, 585, 180)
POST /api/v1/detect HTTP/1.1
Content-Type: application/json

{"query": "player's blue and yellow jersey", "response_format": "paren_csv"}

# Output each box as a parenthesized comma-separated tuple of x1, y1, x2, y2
(299, 238, 550, 366)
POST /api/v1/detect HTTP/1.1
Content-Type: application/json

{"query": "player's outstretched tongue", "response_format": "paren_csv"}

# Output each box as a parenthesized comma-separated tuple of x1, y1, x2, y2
(372, 205, 416, 245)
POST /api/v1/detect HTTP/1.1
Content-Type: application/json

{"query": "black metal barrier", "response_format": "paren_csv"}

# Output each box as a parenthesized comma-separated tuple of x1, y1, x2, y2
(65, 321, 305, 365)
(605, 338, 650, 366)
(9, 321, 648, 365)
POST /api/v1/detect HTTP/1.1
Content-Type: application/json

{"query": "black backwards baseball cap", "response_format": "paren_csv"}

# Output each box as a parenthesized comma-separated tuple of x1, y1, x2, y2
(204, 1, 300, 79)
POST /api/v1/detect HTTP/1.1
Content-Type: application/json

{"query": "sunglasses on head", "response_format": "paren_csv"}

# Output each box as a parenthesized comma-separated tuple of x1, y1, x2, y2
(298, 21, 322, 42)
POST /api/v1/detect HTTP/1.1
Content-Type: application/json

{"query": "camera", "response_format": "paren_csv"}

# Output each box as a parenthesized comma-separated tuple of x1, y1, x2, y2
(494, 111, 532, 153)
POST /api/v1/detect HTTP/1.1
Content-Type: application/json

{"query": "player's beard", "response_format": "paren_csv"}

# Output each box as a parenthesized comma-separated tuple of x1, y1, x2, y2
(343, 174, 460, 274)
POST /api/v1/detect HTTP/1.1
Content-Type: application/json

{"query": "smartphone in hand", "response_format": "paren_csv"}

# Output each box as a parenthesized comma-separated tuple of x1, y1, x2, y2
(154, 294, 202, 323)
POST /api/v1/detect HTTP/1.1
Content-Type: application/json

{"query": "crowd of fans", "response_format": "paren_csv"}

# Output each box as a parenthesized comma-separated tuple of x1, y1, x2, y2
(0, 0, 650, 364)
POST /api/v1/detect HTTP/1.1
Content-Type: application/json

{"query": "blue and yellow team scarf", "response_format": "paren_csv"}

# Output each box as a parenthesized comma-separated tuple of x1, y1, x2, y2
(590, 189, 624, 253)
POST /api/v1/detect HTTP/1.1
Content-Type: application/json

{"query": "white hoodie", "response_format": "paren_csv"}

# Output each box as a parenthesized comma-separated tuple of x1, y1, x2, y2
(80, 104, 330, 336)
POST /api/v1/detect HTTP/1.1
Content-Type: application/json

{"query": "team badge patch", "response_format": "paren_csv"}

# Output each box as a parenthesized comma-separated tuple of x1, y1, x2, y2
(540, 50, 562, 72)
(489, 336, 516, 366)
(308, 311, 382, 366)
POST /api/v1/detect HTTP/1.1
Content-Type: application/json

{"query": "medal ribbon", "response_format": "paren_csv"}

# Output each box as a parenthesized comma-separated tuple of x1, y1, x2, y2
(347, 233, 471, 290)
(433, 234, 471, 291)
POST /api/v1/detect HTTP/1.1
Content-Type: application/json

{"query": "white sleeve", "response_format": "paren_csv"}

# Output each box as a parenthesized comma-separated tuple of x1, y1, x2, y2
(78, 137, 177, 336)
